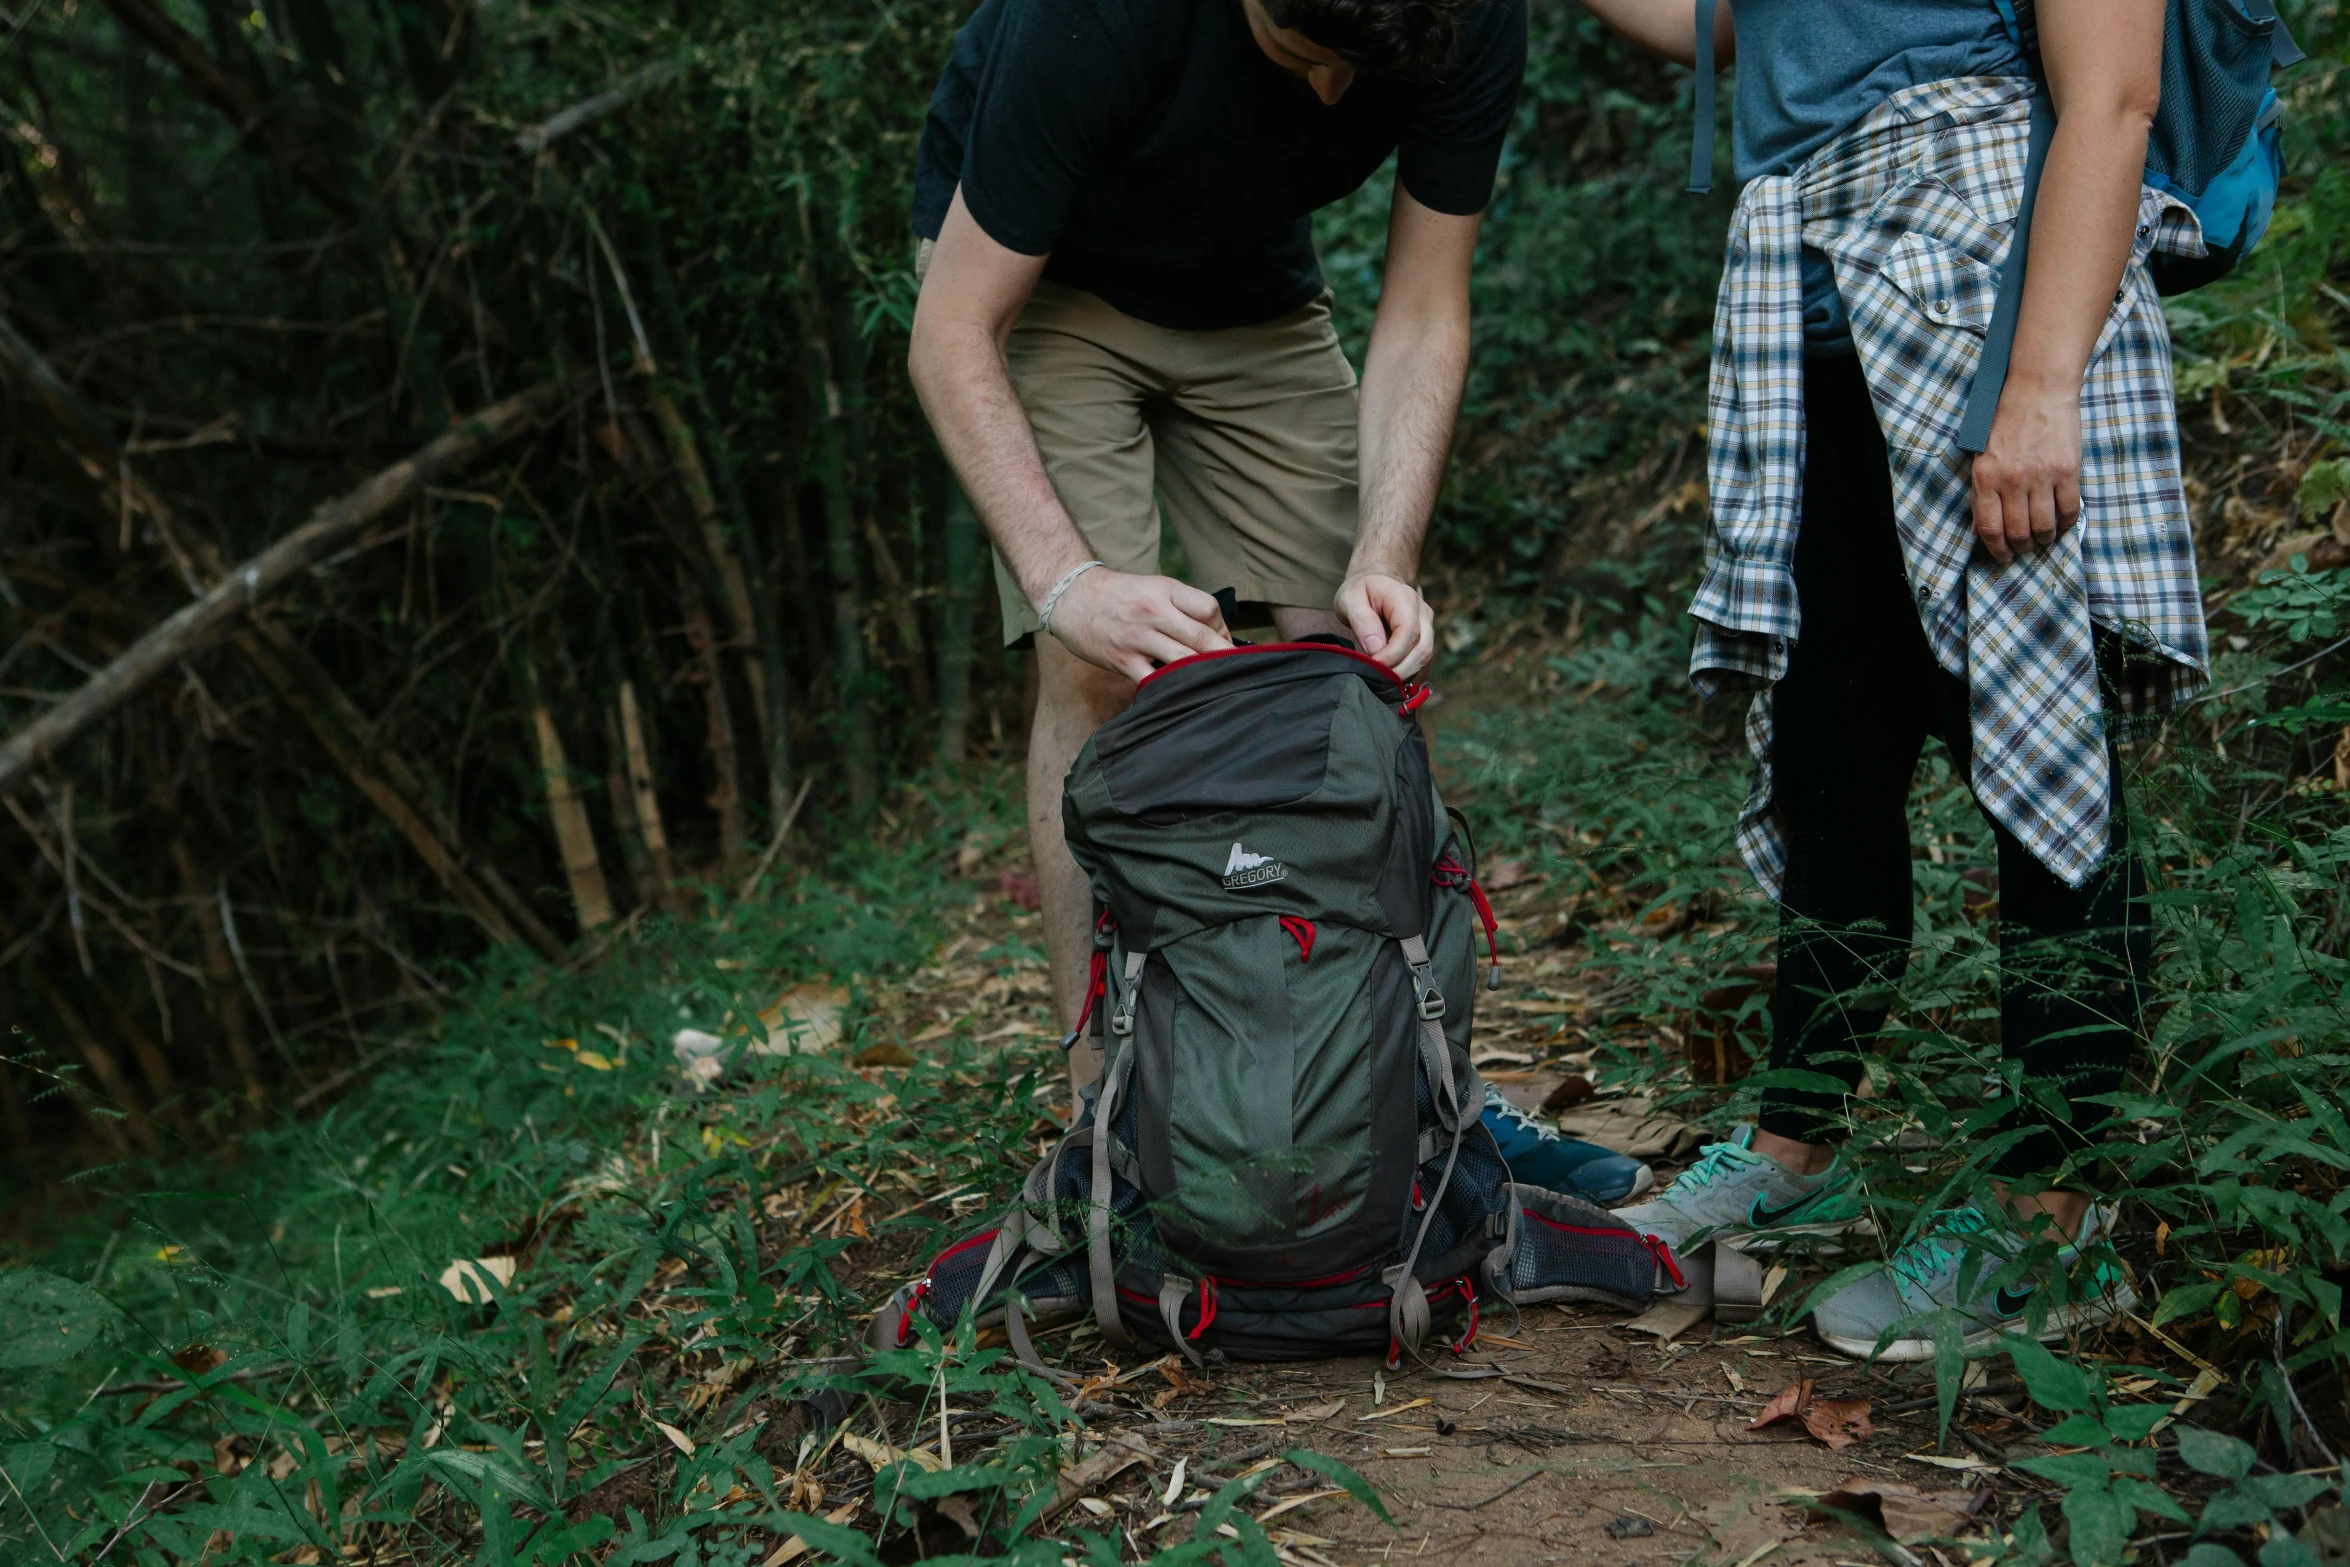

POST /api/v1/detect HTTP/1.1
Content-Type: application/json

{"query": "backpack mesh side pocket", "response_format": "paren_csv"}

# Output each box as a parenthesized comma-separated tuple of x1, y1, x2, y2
(1504, 1182, 1674, 1312)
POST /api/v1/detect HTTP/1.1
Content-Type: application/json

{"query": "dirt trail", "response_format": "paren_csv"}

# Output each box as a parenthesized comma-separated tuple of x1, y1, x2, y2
(845, 651, 2017, 1565)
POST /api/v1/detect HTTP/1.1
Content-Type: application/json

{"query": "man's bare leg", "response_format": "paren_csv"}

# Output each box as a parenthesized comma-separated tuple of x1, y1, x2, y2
(1030, 635, 1135, 1097)
(1030, 605, 1348, 1102)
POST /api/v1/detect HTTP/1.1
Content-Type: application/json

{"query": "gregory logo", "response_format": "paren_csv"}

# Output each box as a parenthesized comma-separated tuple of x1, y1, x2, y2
(1221, 842, 1287, 890)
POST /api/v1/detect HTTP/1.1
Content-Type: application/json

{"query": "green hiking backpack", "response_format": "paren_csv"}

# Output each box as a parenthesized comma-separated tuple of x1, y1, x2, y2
(869, 641, 1679, 1369)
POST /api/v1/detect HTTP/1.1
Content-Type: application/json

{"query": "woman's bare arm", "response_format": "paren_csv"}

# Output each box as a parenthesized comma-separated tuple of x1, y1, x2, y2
(1971, 0, 2164, 563)
(1573, 0, 1732, 68)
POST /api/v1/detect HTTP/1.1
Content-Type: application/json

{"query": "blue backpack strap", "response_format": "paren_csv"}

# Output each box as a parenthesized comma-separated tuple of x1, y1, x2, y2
(1686, 0, 1719, 194)
(1955, 85, 2056, 455)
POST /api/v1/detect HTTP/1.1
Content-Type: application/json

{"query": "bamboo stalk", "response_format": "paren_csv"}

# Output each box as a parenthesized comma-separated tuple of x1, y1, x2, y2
(529, 704, 614, 929)
(602, 705, 654, 912)
(174, 840, 262, 1110)
(24, 961, 154, 1156)
(935, 484, 983, 768)
(618, 680, 682, 912)
(680, 572, 748, 884)
(583, 209, 778, 786)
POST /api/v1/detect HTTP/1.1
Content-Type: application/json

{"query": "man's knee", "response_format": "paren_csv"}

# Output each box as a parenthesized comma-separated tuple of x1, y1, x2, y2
(1034, 639, 1134, 733)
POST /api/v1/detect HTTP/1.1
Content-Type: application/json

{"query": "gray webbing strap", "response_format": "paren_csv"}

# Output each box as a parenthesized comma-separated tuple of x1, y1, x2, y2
(1159, 1276, 1205, 1367)
(1398, 935, 1468, 1132)
(1956, 85, 2057, 454)
(1711, 1240, 1767, 1325)
(1688, 0, 1719, 194)
(1004, 1294, 1081, 1387)
(1088, 1034, 1138, 1350)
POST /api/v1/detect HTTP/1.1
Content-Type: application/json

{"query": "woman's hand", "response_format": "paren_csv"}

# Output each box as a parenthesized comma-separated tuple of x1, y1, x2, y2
(1971, 382, 2082, 563)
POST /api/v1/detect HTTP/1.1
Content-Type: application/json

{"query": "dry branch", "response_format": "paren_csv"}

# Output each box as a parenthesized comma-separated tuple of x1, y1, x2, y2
(0, 378, 580, 798)
(513, 62, 681, 154)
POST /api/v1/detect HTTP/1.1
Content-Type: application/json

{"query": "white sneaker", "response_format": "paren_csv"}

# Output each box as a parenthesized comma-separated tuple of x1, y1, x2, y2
(1612, 1125, 1864, 1253)
(1812, 1200, 2137, 1362)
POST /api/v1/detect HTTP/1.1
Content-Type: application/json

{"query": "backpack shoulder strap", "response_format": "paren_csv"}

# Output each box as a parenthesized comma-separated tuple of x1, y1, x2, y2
(1687, 0, 1720, 194)
(1956, 84, 2056, 455)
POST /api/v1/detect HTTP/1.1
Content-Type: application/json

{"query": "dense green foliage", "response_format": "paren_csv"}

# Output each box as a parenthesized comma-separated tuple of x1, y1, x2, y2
(9, 0, 2350, 1560)
(0, 0, 1731, 1165)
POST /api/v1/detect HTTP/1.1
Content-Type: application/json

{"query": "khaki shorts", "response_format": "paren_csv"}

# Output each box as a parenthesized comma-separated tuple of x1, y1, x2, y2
(980, 275, 1362, 645)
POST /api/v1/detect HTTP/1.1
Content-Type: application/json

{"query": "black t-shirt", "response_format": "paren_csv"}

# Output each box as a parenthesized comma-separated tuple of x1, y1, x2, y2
(911, 0, 1526, 330)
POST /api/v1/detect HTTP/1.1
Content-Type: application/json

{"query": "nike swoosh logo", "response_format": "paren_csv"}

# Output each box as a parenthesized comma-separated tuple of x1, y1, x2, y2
(1750, 1185, 1833, 1228)
(1993, 1285, 2035, 1317)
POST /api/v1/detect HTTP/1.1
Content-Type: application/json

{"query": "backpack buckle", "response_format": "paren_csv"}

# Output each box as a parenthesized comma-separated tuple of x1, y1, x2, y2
(1111, 1008, 1135, 1037)
(1409, 962, 1446, 1021)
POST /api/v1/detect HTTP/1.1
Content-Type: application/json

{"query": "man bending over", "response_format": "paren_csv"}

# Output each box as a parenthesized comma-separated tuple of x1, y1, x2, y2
(907, 0, 1652, 1204)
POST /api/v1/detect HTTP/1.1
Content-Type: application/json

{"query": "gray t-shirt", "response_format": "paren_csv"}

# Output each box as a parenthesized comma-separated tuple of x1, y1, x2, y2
(1728, 0, 2027, 351)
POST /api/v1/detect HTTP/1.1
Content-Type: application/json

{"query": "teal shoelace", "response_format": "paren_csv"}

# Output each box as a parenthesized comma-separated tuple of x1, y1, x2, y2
(1884, 1203, 2014, 1295)
(1658, 1138, 1767, 1199)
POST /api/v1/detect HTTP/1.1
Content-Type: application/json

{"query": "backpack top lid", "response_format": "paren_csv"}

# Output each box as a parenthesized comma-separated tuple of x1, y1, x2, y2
(1062, 641, 1442, 952)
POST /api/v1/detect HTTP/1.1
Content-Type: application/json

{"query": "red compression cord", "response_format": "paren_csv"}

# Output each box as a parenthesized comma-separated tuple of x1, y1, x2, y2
(1069, 912, 1117, 1037)
(1189, 1276, 1218, 1341)
(1433, 856, 1501, 983)
(1278, 916, 1317, 963)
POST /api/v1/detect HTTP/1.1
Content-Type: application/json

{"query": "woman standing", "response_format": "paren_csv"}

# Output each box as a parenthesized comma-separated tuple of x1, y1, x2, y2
(1586, 0, 2208, 1358)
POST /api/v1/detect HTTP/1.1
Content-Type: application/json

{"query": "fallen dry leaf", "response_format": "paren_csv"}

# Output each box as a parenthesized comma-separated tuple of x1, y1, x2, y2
(1284, 1399, 1346, 1423)
(1814, 1479, 1986, 1542)
(841, 1431, 943, 1473)
(1803, 1396, 1875, 1450)
(1048, 1449, 1143, 1516)
(1541, 1074, 1596, 1112)
(1355, 1396, 1433, 1422)
(437, 1256, 516, 1304)
(1750, 1378, 1811, 1429)
(1748, 1378, 1874, 1450)
(655, 1421, 697, 1457)
(758, 985, 847, 1055)
(1485, 858, 1532, 891)
(763, 1500, 861, 1567)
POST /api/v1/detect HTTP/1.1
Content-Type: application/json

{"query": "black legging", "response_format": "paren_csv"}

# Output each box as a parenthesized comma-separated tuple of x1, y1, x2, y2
(1756, 352, 2149, 1179)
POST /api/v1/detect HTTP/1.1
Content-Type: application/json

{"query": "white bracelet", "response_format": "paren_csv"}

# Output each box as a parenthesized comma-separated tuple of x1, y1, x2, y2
(1036, 559, 1104, 637)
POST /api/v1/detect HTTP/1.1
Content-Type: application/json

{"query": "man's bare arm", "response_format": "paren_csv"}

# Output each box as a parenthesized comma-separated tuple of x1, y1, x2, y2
(1337, 189, 1484, 678)
(1571, 0, 1734, 68)
(907, 188, 1229, 680)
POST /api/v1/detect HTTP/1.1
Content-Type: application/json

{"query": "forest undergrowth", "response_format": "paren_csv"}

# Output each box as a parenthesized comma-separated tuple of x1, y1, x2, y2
(11, 531, 2350, 1564)
(4, 2, 2350, 1564)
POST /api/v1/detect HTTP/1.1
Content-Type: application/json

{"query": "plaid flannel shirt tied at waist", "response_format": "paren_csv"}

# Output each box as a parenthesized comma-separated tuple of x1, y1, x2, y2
(1690, 76, 2209, 896)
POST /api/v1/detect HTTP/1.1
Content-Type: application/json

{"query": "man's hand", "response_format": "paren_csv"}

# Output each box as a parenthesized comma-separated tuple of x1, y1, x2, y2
(1971, 383, 2083, 564)
(1047, 568, 1231, 682)
(1337, 571, 1435, 678)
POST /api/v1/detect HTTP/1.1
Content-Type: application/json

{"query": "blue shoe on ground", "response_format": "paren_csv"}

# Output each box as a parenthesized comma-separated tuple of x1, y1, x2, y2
(1480, 1083, 1654, 1204)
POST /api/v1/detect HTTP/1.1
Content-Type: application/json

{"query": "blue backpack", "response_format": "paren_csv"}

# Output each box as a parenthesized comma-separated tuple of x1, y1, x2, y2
(1989, 0, 2304, 296)
(1684, 0, 2304, 451)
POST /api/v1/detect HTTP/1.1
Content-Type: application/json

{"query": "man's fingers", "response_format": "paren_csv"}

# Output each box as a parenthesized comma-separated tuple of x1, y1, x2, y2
(1163, 580, 1229, 635)
(1154, 605, 1231, 655)
(1337, 582, 1389, 655)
